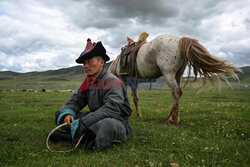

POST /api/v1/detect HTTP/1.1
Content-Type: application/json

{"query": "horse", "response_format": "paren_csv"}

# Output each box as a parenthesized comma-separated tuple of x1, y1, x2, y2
(108, 34, 241, 124)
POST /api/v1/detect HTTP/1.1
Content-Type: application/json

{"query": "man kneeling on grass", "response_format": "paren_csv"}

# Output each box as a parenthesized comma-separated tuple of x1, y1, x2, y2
(48, 39, 133, 150)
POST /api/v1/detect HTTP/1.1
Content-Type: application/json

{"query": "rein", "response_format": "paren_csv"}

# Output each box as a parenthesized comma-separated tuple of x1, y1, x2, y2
(46, 122, 84, 153)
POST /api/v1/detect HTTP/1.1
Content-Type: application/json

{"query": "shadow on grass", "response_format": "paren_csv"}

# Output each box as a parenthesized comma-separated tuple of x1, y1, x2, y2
(141, 117, 192, 129)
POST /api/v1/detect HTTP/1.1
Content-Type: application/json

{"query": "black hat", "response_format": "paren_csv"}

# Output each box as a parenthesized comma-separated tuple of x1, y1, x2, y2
(76, 38, 110, 64)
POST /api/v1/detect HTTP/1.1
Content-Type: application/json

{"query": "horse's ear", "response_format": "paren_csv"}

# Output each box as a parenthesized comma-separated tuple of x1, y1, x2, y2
(127, 37, 134, 46)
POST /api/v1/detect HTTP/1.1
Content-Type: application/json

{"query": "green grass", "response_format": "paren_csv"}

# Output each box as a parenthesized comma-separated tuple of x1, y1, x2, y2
(0, 76, 84, 90)
(0, 88, 249, 166)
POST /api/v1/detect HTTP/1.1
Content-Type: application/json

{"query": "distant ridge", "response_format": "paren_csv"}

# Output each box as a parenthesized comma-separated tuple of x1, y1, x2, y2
(0, 61, 112, 81)
(0, 63, 249, 83)
(236, 66, 250, 82)
(26, 65, 85, 76)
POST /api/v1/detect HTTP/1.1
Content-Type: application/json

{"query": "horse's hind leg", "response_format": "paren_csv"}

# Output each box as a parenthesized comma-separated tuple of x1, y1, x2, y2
(175, 61, 186, 87)
(163, 73, 182, 124)
(131, 88, 142, 117)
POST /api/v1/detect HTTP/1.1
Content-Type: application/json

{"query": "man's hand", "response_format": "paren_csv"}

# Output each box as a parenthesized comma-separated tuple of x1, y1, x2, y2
(64, 115, 74, 127)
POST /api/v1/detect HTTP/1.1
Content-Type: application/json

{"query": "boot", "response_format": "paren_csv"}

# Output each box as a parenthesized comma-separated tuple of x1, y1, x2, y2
(47, 129, 72, 143)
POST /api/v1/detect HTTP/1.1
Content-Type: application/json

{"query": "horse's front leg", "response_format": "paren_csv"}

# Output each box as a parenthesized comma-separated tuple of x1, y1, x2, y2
(131, 88, 142, 117)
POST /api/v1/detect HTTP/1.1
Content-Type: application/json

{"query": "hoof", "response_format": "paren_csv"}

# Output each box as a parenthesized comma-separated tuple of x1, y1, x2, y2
(166, 119, 176, 125)
(166, 117, 180, 125)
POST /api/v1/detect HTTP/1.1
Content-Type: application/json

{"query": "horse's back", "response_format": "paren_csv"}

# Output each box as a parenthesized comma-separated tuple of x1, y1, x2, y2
(136, 34, 183, 78)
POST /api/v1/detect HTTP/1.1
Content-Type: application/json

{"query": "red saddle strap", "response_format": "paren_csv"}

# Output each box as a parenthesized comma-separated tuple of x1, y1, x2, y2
(134, 42, 147, 60)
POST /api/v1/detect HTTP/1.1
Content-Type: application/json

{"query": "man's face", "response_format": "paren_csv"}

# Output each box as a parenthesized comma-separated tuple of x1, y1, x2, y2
(83, 56, 104, 77)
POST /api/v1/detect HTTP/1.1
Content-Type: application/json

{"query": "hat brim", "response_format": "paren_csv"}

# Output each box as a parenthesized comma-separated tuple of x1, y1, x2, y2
(76, 42, 110, 64)
(76, 54, 110, 64)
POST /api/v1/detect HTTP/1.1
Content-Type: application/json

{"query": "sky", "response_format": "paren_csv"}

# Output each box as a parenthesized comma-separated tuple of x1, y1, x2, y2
(0, 0, 249, 72)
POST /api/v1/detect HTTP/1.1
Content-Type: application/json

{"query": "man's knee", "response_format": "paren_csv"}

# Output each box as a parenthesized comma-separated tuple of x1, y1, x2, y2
(101, 118, 116, 125)
(91, 118, 116, 134)
(98, 118, 127, 140)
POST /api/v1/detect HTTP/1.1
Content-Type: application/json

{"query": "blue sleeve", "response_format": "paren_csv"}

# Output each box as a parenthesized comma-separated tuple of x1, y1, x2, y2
(56, 109, 76, 126)
(70, 119, 80, 140)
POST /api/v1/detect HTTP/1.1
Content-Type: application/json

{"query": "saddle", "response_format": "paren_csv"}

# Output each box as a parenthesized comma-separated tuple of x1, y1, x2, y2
(119, 32, 149, 78)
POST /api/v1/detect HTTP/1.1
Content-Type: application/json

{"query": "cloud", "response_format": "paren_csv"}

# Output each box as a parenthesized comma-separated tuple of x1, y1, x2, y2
(95, 0, 180, 24)
(0, 0, 249, 72)
(0, 0, 86, 72)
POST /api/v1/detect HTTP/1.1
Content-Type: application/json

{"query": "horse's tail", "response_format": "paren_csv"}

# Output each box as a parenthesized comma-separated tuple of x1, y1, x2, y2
(179, 37, 242, 87)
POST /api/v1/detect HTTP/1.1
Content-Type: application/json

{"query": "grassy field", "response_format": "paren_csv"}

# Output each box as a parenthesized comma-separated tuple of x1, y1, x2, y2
(0, 88, 249, 166)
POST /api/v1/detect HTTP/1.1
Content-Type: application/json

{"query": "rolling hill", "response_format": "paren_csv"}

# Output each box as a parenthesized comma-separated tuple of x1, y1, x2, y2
(0, 64, 249, 82)
(0, 62, 112, 82)
(236, 66, 250, 82)
(0, 64, 249, 90)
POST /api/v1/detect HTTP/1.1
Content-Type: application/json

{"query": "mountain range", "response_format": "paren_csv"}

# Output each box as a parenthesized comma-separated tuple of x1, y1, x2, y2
(0, 62, 111, 82)
(0, 63, 249, 83)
